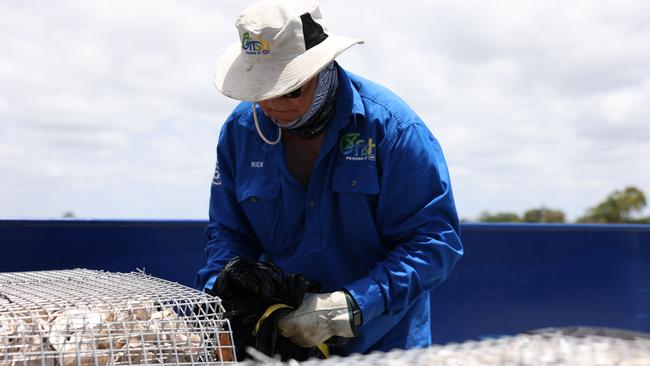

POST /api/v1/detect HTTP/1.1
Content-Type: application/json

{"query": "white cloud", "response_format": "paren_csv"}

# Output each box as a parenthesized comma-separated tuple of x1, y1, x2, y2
(0, 0, 648, 220)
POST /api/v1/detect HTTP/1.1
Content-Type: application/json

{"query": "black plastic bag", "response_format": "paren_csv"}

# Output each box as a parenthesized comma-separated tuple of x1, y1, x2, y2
(207, 257, 326, 361)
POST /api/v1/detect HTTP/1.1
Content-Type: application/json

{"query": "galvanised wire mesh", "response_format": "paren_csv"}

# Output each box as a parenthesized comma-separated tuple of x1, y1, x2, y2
(0, 269, 236, 365)
(244, 328, 650, 366)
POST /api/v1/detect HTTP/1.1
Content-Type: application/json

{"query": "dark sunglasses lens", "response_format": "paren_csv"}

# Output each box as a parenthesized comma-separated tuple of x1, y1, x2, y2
(283, 89, 302, 98)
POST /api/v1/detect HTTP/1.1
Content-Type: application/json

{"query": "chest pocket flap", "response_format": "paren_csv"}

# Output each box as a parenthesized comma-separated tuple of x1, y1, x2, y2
(236, 175, 280, 202)
(332, 164, 380, 194)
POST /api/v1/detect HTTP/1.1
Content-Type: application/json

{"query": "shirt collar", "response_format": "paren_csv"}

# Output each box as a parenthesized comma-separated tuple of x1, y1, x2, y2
(345, 71, 366, 120)
(332, 63, 365, 126)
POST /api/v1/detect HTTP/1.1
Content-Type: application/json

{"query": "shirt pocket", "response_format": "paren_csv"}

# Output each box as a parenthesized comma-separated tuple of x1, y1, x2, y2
(332, 164, 380, 195)
(236, 175, 293, 255)
(236, 175, 280, 203)
(331, 163, 382, 258)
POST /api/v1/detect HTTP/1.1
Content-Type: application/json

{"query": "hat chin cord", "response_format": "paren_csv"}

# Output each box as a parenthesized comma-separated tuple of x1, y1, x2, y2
(252, 103, 282, 145)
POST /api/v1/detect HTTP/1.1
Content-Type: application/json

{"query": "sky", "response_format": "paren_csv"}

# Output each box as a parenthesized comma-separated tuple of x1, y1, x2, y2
(1, 0, 649, 221)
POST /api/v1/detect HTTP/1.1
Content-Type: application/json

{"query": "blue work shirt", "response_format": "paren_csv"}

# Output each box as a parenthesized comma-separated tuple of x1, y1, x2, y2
(196, 65, 463, 355)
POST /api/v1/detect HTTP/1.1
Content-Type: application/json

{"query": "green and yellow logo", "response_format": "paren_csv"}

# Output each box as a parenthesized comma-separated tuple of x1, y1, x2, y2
(241, 32, 270, 55)
(339, 132, 376, 161)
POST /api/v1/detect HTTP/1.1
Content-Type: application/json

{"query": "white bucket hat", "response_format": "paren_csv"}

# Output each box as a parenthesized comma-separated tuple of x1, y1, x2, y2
(215, 0, 363, 102)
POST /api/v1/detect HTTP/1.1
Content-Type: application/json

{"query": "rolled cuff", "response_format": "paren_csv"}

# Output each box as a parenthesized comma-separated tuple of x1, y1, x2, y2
(345, 277, 385, 324)
(203, 274, 218, 293)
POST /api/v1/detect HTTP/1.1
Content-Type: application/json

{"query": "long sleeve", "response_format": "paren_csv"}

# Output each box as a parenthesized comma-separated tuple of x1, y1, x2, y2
(345, 121, 463, 323)
(194, 122, 263, 290)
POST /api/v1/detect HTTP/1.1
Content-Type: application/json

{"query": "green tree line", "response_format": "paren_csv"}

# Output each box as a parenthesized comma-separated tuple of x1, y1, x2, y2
(477, 186, 650, 224)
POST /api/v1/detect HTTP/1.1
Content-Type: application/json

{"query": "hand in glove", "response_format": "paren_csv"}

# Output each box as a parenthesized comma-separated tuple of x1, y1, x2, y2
(278, 291, 359, 348)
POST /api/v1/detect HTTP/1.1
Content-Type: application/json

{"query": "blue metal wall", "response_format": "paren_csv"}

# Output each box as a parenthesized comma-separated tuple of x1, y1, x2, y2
(431, 223, 650, 342)
(1, 220, 648, 344)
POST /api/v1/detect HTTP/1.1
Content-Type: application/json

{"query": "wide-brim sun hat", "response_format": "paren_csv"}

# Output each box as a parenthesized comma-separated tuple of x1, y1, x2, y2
(215, 0, 363, 102)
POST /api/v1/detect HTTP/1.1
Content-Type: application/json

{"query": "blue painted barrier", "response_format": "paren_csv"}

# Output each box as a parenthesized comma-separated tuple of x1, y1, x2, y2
(0, 219, 648, 344)
(431, 223, 650, 343)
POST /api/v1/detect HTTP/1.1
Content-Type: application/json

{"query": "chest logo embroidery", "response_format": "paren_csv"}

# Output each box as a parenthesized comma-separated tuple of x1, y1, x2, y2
(339, 132, 376, 161)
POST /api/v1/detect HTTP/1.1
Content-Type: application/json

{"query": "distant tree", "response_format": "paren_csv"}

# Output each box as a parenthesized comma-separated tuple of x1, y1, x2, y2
(62, 211, 76, 218)
(523, 207, 566, 223)
(478, 211, 522, 223)
(577, 186, 648, 223)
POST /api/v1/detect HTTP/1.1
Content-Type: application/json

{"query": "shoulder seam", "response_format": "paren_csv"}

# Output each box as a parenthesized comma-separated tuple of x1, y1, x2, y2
(360, 95, 421, 149)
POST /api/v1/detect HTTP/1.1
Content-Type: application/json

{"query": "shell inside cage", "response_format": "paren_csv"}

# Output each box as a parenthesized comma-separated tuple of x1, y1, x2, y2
(0, 269, 236, 365)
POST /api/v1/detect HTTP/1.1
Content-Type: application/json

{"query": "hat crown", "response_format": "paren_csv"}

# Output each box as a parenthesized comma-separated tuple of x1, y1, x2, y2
(214, 0, 362, 101)
(234, 0, 327, 63)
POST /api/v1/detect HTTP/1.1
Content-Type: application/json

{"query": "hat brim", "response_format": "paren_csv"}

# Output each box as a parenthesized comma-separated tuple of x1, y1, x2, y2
(215, 34, 363, 101)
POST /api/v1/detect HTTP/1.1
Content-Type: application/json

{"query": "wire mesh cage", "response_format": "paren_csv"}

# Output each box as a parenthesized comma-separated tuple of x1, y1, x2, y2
(0, 269, 236, 365)
(243, 328, 650, 366)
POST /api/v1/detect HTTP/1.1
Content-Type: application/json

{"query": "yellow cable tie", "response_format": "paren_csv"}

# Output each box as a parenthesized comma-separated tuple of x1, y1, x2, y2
(252, 302, 330, 358)
(253, 303, 293, 336)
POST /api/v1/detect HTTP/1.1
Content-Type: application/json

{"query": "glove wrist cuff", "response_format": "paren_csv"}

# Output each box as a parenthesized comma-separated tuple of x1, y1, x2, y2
(342, 290, 362, 336)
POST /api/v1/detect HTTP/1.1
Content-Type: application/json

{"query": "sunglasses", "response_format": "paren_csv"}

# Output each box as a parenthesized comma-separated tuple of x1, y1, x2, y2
(282, 88, 303, 99)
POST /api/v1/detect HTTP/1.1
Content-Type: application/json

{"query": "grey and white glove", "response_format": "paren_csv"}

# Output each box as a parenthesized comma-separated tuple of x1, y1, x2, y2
(278, 291, 358, 347)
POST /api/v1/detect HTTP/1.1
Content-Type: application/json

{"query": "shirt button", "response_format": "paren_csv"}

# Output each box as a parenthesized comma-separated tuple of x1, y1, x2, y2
(308, 200, 316, 207)
(250, 197, 257, 203)
(351, 180, 358, 187)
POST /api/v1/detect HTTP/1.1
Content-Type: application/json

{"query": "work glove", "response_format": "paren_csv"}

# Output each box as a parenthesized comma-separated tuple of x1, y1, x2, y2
(277, 291, 358, 348)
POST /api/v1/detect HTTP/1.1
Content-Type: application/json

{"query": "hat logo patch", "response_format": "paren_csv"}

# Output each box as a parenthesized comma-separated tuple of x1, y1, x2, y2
(241, 32, 270, 55)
